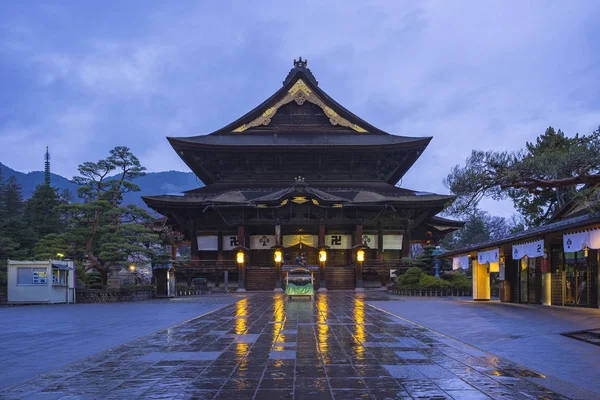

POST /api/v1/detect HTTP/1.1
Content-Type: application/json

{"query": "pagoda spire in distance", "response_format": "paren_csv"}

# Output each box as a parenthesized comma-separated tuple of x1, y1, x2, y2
(44, 146, 51, 186)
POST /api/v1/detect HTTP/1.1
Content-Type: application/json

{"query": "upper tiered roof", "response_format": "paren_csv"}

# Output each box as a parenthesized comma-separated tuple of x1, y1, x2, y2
(168, 58, 433, 185)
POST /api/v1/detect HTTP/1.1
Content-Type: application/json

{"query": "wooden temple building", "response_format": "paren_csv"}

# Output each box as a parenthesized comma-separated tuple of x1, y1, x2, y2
(143, 58, 463, 294)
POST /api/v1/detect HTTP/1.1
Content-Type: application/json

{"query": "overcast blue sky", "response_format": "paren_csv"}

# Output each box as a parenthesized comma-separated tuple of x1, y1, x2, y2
(1, 1, 600, 217)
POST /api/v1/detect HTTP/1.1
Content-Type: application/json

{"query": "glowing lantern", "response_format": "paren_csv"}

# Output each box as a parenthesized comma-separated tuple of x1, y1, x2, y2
(319, 250, 327, 262)
(129, 265, 136, 272)
(356, 249, 365, 263)
(274, 250, 282, 263)
(236, 250, 245, 264)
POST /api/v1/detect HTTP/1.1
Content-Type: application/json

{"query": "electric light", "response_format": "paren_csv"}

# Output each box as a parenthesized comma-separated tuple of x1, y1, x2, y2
(274, 250, 282, 263)
(319, 250, 327, 262)
(129, 265, 136, 272)
(236, 250, 245, 264)
(56, 253, 65, 259)
(584, 246, 589, 258)
(356, 249, 365, 263)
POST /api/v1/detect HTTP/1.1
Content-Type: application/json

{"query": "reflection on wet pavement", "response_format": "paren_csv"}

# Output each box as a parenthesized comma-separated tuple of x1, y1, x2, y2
(0, 293, 570, 399)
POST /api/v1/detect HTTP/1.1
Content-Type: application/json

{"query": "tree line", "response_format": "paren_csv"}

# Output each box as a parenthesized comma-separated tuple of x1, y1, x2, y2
(0, 147, 170, 289)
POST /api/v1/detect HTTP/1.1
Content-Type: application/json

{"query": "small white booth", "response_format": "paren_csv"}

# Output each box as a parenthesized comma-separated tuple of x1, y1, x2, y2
(8, 260, 76, 304)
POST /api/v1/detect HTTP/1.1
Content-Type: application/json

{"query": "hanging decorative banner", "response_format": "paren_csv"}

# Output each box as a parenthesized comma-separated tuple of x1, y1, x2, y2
(477, 248, 499, 264)
(452, 255, 469, 270)
(360, 234, 378, 248)
(282, 235, 318, 248)
(326, 234, 352, 249)
(512, 239, 544, 260)
(249, 235, 277, 250)
(563, 231, 589, 252)
(222, 235, 240, 251)
(383, 234, 403, 250)
(197, 235, 218, 251)
(564, 229, 600, 252)
(591, 229, 600, 249)
(499, 263, 505, 280)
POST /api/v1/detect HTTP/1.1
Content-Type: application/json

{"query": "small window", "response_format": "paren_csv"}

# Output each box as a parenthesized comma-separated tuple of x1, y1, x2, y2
(52, 270, 66, 285)
(17, 267, 47, 284)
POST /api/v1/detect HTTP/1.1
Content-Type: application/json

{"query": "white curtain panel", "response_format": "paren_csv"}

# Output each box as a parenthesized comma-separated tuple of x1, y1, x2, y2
(591, 229, 600, 249)
(382, 234, 403, 250)
(452, 255, 469, 270)
(477, 248, 499, 264)
(249, 235, 277, 250)
(512, 239, 544, 259)
(197, 236, 218, 251)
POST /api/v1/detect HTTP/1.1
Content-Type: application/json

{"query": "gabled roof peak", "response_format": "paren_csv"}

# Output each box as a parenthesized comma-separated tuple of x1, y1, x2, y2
(283, 56, 318, 86)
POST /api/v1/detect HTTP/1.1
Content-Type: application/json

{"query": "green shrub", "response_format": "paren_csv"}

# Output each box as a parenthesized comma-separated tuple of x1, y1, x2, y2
(84, 271, 102, 289)
(419, 275, 451, 289)
(448, 274, 472, 291)
(397, 267, 423, 289)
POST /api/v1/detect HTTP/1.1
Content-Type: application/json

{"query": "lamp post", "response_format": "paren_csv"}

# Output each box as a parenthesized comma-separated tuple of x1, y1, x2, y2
(274, 249, 283, 292)
(236, 249, 246, 292)
(318, 248, 328, 292)
(355, 247, 365, 292)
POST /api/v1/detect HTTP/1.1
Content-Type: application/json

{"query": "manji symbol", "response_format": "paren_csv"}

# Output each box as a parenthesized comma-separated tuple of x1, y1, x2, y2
(230, 237, 239, 247)
(259, 235, 270, 247)
(330, 235, 342, 246)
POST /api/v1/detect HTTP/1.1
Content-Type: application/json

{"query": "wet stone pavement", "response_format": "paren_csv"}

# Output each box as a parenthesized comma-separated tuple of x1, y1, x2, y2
(0, 293, 572, 400)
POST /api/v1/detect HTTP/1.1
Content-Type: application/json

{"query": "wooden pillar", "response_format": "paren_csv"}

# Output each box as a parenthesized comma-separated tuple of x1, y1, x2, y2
(190, 220, 199, 262)
(275, 224, 283, 292)
(237, 225, 246, 291)
(402, 227, 411, 258)
(355, 224, 364, 291)
(217, 230, 223, 264)
(318, 224, 327, 292)
(377, 224, 383, 261)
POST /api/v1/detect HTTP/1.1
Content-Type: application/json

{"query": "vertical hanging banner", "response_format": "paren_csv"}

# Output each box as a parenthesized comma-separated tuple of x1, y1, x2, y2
(512, 239, 544, 259)
(477, 248, 499, 264)
(222, 235, 240, 251)
(326, 234, 352, 249)
(197, 235, 218, 251)
(452, 255, 469, 270)
(360, 234, 378, 248)
(383, 235, 403, 250)
(249, 235, 277, 250)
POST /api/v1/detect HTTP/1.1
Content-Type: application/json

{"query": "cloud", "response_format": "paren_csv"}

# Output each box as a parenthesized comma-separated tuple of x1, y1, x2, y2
(1, 0, 599, 218)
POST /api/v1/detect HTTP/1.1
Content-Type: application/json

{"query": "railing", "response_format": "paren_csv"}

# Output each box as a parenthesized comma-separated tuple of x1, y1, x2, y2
(363, 260, 406, 269)
(76, 288, 155, 303)
(174, 259, 239, 270)
(391, 288, 472, 297)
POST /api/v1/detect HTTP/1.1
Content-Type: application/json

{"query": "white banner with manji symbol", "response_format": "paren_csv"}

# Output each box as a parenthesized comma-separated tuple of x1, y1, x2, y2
(222, 235, 240, 251)
(477, 248, 499, 264)
(326, 234, 352, 249)
(249, 235, 276, 250)
(360, 234, 378, 249)
(197, 235, 218, 251)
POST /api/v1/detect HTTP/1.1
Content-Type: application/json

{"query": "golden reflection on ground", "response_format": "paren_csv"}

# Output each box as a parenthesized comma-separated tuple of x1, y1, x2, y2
(235, 298, 248, 334)
(354, 297, 366, 360)
(235, 342, 249, 362)
(316, 294, 329, 348)
(273, 294, 285, 346)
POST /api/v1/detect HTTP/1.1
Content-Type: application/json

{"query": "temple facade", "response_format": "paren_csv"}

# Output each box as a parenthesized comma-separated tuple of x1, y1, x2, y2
(143, 58, 462, 295)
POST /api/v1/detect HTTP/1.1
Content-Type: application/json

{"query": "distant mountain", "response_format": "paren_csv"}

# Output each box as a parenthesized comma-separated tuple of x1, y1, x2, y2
(0, 162, 201, 209)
